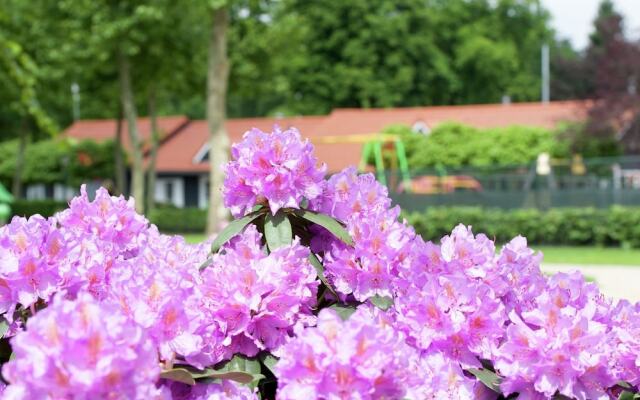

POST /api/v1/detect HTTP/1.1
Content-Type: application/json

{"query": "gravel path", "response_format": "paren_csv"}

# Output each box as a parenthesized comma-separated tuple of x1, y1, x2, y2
(542, 263, 640, 302)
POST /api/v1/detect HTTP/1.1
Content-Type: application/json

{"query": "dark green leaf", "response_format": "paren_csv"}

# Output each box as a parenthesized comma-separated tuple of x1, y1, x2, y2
(308, 253, 338, 298)
(468, 368, 501, 393)
(618, 391, 640, 400)
(0, 318, 9, 338)
(260, 353, 279, 375)
(329, 304, 357, 321)
(292, 210, 353, 246)
(369, 295, 394, 311)
(214, 355, 264, 387)
(160, 368, 196, 385)
(170, 356, 265, 385)
(209, 212, 263, 256)
(264, 211, 292, 251)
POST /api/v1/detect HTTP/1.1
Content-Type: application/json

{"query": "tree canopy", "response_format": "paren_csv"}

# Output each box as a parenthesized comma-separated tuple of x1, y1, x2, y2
(3, 0, 633, 145)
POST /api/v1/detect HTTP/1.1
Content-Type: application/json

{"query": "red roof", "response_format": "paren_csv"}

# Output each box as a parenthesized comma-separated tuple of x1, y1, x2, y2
(63, 101, 587, 174)
(64, 115, 190, 152)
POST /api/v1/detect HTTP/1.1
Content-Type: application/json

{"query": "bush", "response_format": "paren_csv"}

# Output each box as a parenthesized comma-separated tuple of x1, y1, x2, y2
(379, 123, 570, 170)
(10, 199, 68, 218)
(406, 206, 640, 247)
(148, 207, 207, 233)
(0, 138, 116, 187)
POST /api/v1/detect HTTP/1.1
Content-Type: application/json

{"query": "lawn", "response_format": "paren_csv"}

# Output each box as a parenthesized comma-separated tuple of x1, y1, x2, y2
(534, 246, 640, 266)
(179, 232, 640, 266)
(182, 233, 208, 244)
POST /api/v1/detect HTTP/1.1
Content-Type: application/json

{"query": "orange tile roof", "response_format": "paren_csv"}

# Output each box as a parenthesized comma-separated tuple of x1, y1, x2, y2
(63, 101, 588, 174)
(64, 115, 190, 152)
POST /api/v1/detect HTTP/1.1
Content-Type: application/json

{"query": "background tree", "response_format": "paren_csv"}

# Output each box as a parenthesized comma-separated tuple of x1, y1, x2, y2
(0, 7, 57, 198)
(207, 1, 231, 234)
(583, 0, 640, 153)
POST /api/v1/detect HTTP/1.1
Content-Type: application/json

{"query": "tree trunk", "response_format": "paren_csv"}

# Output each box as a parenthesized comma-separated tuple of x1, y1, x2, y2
(146, 84, 159, 213)
(12, 118, 28, 199)
(206, 6, 230, 235)
(114, 105, 126, 196)
(118, 49, 145, 213)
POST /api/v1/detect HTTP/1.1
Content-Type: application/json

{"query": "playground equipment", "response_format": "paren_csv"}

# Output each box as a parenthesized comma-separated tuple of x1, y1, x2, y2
(0, 183, 13, 224)
(313, 133, 412, 191)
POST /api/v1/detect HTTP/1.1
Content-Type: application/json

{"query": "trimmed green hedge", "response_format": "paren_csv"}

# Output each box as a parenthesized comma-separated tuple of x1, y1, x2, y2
(10, 200, 67, 218)
(148, 207, 207, 233)
(406, 206, 640, 248)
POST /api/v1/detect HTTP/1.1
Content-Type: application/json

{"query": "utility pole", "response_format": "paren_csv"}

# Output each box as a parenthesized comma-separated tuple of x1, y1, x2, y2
(71, 82, 81, 121)
(541, 44, 550, 104)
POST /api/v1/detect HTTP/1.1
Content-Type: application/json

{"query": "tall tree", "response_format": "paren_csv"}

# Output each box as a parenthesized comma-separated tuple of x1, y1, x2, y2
(207, 3, 230, 234)
(117, 49, 144, 212)
(0, 9, 56, 197)
(584, 0, 640, 152)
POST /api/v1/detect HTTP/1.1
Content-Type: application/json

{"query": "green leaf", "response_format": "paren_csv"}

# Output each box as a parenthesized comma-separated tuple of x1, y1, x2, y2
(264, 211, 292, 251)
(308, 253, 338, 298)
(369, 295, 394, 311)
(160, 368, 196, 385)
(292, 210, 353, 246)
(0, 318, 9, 339)
(618, 391, 640, 400)
(468, 368, 501, 393)
(209, 211, 263, 256)
(259, 353, 279, 375)
(329, 304, 357, 321)
(214, 355, 264, 387)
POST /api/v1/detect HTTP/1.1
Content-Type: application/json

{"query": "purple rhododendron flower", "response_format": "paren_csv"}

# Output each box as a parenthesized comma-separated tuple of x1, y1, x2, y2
(0, 215, 66, 317)
(2, 128, 640, 399)
(310, 167, 416, 302)
(2, 292, 161, 399)
(223, 127, 326, 216)
(495, 272, 617, 400)
(276, 306, 475, 399)
(185, 225, 318, 368)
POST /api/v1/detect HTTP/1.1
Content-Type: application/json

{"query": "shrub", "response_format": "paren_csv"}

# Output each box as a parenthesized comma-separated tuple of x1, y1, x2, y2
(379, 122, 570, 170)
(406, 206, 640, 247)
(148, 206, 207, 233)
(10, 199, 68, 218)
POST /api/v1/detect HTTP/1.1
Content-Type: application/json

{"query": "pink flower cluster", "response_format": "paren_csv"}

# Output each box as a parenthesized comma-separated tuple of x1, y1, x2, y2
(2, 293, 162, 399)
(224, 127, 326, 216)
(276, 306, 476, 399)
(1, 127, 640, 399)
(310, 167, 415, 301)
(0, 184, 315, 398)
(0, 215, 65, 316)
(185, 225, 318, 368)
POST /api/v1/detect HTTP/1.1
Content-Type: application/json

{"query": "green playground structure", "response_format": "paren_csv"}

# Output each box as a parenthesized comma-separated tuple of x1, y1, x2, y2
(0, 183, 13, 224)
(313, 133, 412, 191)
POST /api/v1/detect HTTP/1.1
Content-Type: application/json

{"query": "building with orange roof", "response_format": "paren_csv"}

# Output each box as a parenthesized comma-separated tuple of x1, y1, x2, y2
(54, 100, 586, 208)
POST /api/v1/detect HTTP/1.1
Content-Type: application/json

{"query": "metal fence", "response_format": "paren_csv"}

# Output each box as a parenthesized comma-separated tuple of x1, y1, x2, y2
(386, 156, 640, 212)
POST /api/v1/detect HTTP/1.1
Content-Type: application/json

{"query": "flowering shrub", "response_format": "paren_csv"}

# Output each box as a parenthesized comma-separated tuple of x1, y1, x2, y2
(0, 126, 639, 399)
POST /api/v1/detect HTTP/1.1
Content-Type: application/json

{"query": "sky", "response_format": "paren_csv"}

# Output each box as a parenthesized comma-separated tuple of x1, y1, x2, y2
(542, 0, 640, 50)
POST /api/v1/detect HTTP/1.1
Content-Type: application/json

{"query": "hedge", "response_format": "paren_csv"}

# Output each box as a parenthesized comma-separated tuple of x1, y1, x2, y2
(10, 200, 68, 219)
(6, 202, 208, 233)
(148, 207, 207, 233)
(406, 206, 640, 248)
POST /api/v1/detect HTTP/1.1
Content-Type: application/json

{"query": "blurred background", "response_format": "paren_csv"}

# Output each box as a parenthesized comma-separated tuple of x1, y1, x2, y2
(2, 0, 640, 287)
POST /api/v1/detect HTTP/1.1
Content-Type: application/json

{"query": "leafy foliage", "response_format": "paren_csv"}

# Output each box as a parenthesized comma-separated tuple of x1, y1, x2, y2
(406, 206, 640, 247)
(382, 123, 569, 170)
(0, 138, 116, 187)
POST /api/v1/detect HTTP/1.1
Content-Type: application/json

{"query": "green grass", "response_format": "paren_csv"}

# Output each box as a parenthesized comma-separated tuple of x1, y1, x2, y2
(182, 233, 207, 244)
(534, 246, 640, 266)
(176, 232, 640, 266)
